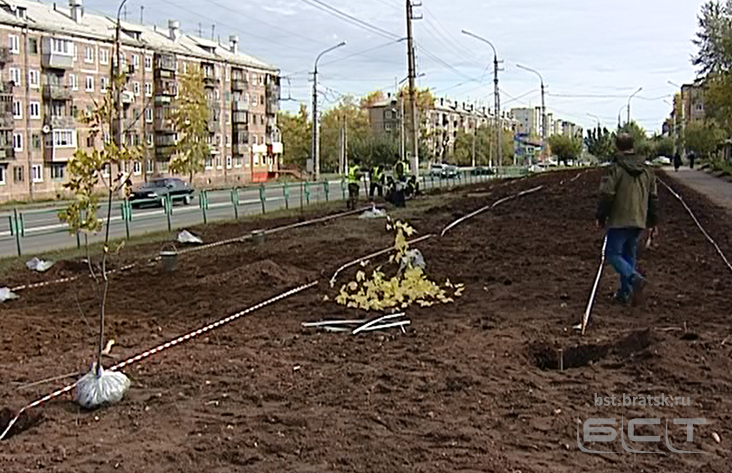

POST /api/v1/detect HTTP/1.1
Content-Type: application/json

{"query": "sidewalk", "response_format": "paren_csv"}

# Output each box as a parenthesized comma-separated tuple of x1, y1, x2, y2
(664, 167, 732, 214)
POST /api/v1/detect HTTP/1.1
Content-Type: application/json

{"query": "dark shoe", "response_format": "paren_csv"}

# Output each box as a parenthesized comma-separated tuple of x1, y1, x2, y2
(613, 291, 629, 305)
(630, 275, 647, 306)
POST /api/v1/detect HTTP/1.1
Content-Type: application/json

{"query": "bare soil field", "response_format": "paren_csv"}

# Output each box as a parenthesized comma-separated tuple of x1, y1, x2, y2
(1, 169, 731, 473)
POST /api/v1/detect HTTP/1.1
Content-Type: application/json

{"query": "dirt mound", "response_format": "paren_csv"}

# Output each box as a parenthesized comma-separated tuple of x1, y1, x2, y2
(200, 259, 315, 287)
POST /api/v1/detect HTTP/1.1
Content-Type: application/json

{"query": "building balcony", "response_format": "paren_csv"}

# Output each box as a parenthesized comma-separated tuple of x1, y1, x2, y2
(0, 113, 13, 130)
(0, 146, 14, 161)
(0, 47, 11, 64)
(232, 111, 248, 124)
(155, 53, 177, 73)
(45, 115, 76, 129)
(231, 79, 248, 91)
(41, 52, 73, 70)
(154, 117, 175, 133)
(233, 143, 248, 156)
(0, 81, 12, 94)
(232, 100, 248, 112)
(265, 100, 277, 115)
(155, 79, 178, 97)
(155, 144, 175, 159)
(203, 75, 220, 88)
(207, 99, 221, 110)
(43, 145, 76, 163)
(42, 84, 73, 101)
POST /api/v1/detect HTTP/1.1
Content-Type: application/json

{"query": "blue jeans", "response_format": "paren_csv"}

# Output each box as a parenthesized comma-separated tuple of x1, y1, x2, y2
(605, 228, 642, 299)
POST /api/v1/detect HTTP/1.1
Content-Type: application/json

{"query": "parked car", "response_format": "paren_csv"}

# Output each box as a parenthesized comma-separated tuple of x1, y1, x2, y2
(130, 178, 195, 208)
(429, 163, 447, 177)
(653, 156, 672, 166)
(471, 166, 496, 176)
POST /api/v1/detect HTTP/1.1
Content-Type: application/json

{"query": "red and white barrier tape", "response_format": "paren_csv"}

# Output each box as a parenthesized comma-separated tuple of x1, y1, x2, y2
(0, 281, 317, 441)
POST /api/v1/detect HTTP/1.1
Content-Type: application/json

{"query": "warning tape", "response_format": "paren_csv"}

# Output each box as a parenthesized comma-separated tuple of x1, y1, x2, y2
(0, 281, 318, 441)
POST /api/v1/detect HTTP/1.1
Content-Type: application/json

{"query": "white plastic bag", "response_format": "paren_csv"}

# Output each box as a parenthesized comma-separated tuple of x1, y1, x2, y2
(399, 249, 426, 272)
(359, 204, 387, 219)
(74, 366, 131, 409)
(0, 287, 19, 302)
(26, 257, 54, 272)
(177, 230, 203, 244)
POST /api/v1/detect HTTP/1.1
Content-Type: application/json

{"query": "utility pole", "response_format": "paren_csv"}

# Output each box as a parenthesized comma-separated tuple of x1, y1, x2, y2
(471, 118, 477, 167)
(311, 42, 346, 181)
(140, 5, 144, 24)
(626, 86, 643, 125)
(517, 64, 546, 162)
(406, 0, 421, 177)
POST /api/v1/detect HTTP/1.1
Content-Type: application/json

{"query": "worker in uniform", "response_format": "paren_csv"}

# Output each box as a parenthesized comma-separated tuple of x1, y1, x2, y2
(369, 164, 385, 199)
(347, 159, 362, 210)
(391, 158, 409, 208)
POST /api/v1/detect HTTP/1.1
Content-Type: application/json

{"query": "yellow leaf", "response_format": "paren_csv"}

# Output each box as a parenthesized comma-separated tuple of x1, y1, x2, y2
(348, 281, 359, 291)
(356, 271, 365, 282)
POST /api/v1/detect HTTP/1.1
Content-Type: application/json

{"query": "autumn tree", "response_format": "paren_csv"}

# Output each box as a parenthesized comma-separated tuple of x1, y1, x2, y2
(547, 134, 583, 165)
(278, 104, 311, 168)
(170, 66, 210, 183)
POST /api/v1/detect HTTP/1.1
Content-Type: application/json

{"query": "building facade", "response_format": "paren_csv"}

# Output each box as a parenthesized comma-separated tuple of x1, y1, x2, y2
(0, 0, 281, 202)
(680, 83, 705, 126)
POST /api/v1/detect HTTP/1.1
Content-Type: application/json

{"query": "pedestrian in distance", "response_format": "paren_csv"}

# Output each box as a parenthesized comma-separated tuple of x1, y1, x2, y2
(673, 153, 682, 172)
(596, 133, 659, 306)
(688, 151, 696, 169)
(346, 159, 362, 210)
(369, 164, 385, 200)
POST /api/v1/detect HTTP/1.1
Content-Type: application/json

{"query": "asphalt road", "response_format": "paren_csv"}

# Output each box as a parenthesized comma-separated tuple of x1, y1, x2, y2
(0, 175, 475, 257)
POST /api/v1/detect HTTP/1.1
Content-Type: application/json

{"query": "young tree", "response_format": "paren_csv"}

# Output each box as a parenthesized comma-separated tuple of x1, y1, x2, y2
(684, 121, 725, 157)
(585, 126, 615, 162)
(547, 134, 582, 165)
(170, 66, 210, 183)
(320, 95, 371, 172)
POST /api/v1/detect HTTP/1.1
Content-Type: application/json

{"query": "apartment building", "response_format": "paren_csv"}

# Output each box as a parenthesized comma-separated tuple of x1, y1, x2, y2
(366, 94, 518, 160)
(0, 0, 281, 202)
(509, 107, 581, 140)
(680, 83, 705, 126)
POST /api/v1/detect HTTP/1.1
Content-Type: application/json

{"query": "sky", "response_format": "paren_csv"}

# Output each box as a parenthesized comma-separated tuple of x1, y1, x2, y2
(91, 0, 707, 133)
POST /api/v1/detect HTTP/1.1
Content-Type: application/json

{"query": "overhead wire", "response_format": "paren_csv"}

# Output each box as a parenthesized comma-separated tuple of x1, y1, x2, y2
(300, 0, 400, 40)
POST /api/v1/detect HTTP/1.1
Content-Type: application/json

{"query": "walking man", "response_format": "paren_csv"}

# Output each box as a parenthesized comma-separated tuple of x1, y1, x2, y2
(596, 133, 659, 305)
(369, 164, 385, 199)
(347, 159, 362, 210)
(688, 150, 696, 169)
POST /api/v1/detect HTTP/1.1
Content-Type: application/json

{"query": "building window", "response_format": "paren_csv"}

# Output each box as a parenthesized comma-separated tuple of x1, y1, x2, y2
(103, 132, 110, 144)
(13, 165, 23, 182)
(132, 81, 140, 95)
(13, 101, 22, 119)
(28, 70, 39, 88)
(133, 161, 142, 175)
(225, 135, 231, 147)
(69, 74, 78, 90)
(145, 82, 152, 97)
(29, 102, 40, 119)
(144, 55, 152, 71)
(31, 164, 42, 183)
(182, 62, 187, 74)
(159, 161, 169, 172)
(260, 95, 265, 106)
(28, 38, 38, 55)
(51, 38, 72, 55)
(84, 46, 94, 64)
(51, 163, 65, 180)
(132, 54, 139, 69)
(100, 76, 108, 92)
(0, 165, 4, 185)
(32, 134, 41, 149)
(8, 35, 19, 54)
(214, 88, 220, 100)
(146, 133, 153, 147)
(85, 76, 94, 92)
(52, 130, 76, 147)
(226, 155, 232, 169)
(145, 159, 153, 174)
(99, 49, 109, 65)
(9, 68, 20, 86)
(234, 156, 242, 168)
(205, 157, 213, 169)
(144, 108, 153, 123)
(216, 156, 222, 169)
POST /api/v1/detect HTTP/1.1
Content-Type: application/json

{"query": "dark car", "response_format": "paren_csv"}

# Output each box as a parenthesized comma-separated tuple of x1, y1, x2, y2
(471, 166, 496, 176)
(130, 178, 194, 208)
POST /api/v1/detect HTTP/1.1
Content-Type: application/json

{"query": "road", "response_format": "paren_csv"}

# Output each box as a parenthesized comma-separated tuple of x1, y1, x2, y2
(0, 175, 481, 257)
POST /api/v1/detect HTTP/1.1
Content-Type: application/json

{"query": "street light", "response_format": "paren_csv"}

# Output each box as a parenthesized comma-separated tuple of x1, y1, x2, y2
(587, 113, 602, 129)
(462, 30, 502, 167)
(617, 104, 627, 128)
(516, 64, 546, 162)
(626, 86, 643, 124)
(311, 41, 346, 181)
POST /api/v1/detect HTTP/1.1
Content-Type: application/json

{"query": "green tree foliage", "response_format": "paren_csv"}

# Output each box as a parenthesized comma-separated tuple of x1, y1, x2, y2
(649, 134, 675, 158)
(349, 134, 399, 167)
(684, 121, 726, 157)
(547, 134, 583, 165)
(170, 67, 210, 182)
(319, 95, 371, 172)
(585, 126, 616, 162)
(617, 121, 652, 156)
(278, 104, 311, 168)
(447, 125, 514, 166)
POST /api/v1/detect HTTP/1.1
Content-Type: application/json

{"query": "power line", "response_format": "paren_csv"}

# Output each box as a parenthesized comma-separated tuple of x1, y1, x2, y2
(300, 0, 399, 40)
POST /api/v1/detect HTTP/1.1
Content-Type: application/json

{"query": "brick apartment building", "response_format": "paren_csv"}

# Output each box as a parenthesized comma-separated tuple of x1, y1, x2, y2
(0, 0, 281, 202)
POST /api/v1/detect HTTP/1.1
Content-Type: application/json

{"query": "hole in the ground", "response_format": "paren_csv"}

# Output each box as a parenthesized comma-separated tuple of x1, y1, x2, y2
(530, 329, 653, 371)
(0, 408, 42, 440)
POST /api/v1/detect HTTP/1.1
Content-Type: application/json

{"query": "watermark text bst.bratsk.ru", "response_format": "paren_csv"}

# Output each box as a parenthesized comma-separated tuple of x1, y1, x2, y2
(595, 393, 691, 408)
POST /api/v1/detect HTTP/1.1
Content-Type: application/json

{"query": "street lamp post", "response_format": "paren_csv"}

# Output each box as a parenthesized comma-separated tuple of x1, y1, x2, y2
(626, 86, 643, 125)
(617, 104, 626, 129)
(587, 113, 601, 129)
(462, 30, 501, 168)
(517, 64, 546, 162)
(311, 41, 346, 181)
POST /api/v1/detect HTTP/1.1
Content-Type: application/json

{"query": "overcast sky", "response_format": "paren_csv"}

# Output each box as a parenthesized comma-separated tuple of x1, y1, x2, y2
(92, 0, 706, 132)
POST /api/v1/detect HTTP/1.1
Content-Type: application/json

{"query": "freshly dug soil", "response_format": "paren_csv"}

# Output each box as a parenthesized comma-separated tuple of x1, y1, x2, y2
(1, 169, 731, 473)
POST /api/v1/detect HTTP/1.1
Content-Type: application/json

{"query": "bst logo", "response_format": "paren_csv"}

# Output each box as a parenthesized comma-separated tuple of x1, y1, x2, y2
(577, 417, 707, 454)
